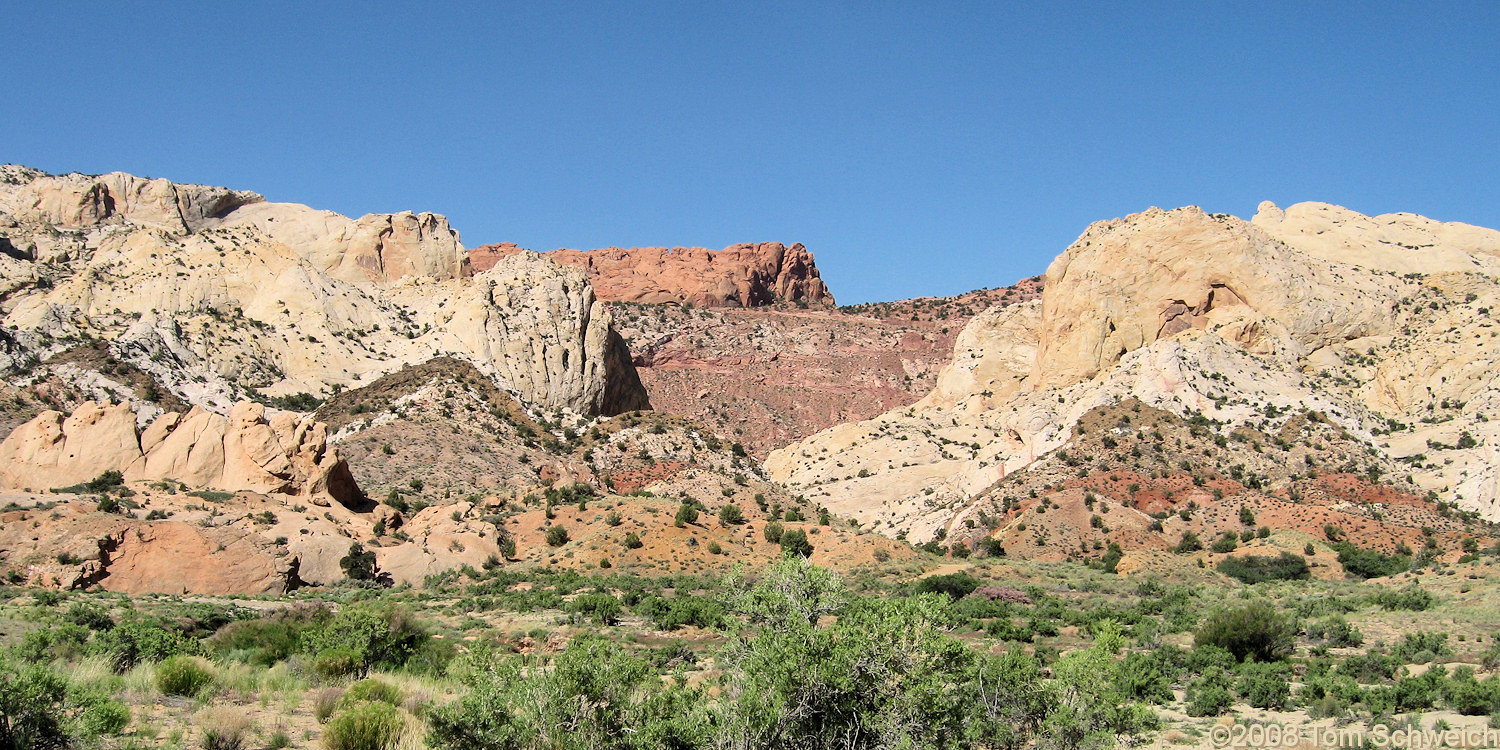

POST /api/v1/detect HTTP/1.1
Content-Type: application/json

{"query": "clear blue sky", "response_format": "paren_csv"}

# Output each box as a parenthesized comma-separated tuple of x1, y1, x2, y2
(5, 2, 1497, 303)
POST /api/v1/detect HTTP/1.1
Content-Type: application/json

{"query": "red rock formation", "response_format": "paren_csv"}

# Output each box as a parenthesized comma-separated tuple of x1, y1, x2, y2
(469, 242, 833, 308)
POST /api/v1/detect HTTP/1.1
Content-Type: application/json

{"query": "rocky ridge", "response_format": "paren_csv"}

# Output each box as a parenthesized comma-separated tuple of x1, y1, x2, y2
(768, 203, 1500, 539)
(0, 166, 647, 419)
(470, 241, 832, 308)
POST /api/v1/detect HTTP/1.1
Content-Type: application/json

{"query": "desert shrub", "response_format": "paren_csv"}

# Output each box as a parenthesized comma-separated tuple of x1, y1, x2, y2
(1210, 533, 1238, 554)
(1373, 584, 1434, 612)
(63, 601, 114, 632)
(762, 521, 784, 544)
(1443, 667, 1500, 716)
(1236, 661, 1292, 709)
(718, 504, 745, 525)
(984, 618, 1033, 642)
(545, 525, 570, 547)
(637, 595, 725, 631)
(673, 503, 699, 527)
(1306, 616, 1364, 647)
(1116, 651, 1176, 703)
(156, 655, 215, 696)
(1173, 530, 1203, 553)
(1186, 672, 1235, 716)
(323, 701, 403, 750)
(200, 706, 252, 750)
(90, 619, 199, 671)
(315, 649, 366, 681)
(1392, 631, 1452, 663)
(1217, 552, 1310, 584)
(913, 573, 982, 600)
(340, 679, 404, 708)
(0, 660, 69, 750)
(207, 605, 328, 665)
(340, 543, 378, 581)
(1390, 669, 1446, 711)
(72, 690, 130, 739)
(967, 586, 1032, 605)
(313, 688, 344, 724)
(428, 636, 707, 750)
(1194, 602, 1294, 662)
(778, 528, 813, 558)
(622, 532, 643, 549)
(568, 593, 622, 625)
(303, 604, 427, 673)
(1334, 542, 1410, 579)
(1337, 651, 1401, 683)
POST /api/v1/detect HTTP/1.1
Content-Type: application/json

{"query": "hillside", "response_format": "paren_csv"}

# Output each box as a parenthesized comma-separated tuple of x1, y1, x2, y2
(769, 203, 1500, 542)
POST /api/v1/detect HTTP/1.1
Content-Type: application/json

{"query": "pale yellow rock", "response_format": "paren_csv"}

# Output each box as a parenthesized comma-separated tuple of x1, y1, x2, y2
(0, 401, 141, 490)
(0, 167, 648, 417)
(771, 202, 1500, 539)
(0, 400, 359, 507)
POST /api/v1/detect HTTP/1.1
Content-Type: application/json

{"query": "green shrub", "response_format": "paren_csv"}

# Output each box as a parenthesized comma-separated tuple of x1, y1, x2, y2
(1236, 661, 1291, 709)
(340, 543, 378, 581)
(304, 605, 427, 673)
(1217, 552, 1310, 584)
(323, 701, 403, 750)
(1186, 674, 1235, 716)
(1373, 584, 1434, 612)
(90, 619, 199, 671)
(763, 521, 784, 544)
(1174, 530, 1203, 553)
(0, 660, 69, 750)
(74, 694, 130, 738)
(622, 532, 643, 549)
(568, 593, 622, 625)
(717, 504, 745, 525)
(545, 525, 569, 547)
(1334, 542, 1410, 579)
(1306, 616, 1363, 647)
(1195, 602, 1294, 662)
(913, 573, 981, 600)
(314, 649, 366, 682)
(340, 679, 403, 708)
(155, 655, 215, 696)
(1392, 631, 1452, 663)
(778, 528, 813, 558)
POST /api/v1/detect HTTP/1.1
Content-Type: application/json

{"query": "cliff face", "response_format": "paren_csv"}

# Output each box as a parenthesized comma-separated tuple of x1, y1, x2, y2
(469, 241, 833, 308)
(769, 202, 1500, 539)
(0, 166, 648, 418)
(0, 400, 359, 507)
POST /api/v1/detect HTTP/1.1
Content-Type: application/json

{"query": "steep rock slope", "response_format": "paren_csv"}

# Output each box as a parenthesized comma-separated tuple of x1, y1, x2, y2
(768, 203, 1500, 539)
(470, 241, 832, 308)
(0, 399, 358, 506)
(0, 166, 647, 418)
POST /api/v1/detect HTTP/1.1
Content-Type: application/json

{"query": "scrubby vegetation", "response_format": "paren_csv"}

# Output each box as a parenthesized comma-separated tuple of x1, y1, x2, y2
(2, 551, 1499, 749)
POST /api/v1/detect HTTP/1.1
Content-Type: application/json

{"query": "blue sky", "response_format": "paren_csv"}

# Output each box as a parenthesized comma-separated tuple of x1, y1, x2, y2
(5, 2, 1497, 303)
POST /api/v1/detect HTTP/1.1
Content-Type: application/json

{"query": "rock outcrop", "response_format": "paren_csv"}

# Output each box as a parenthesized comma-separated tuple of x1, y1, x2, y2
(769, 203, 1500, 538)
(470, 241, 833, 308)
(0, 166, 648, 418)
(0, 399, 359, 506)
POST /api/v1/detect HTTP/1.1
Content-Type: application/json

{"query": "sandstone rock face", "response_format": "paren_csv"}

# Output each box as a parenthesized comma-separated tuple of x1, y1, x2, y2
(470, 241, 833, 308)
(769, 203, 1500, 538)
(214, 201, 470, 284)
(0, 167, 262, 235)
(0, 166, 647, 418)
(0, 399, 359, 506)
